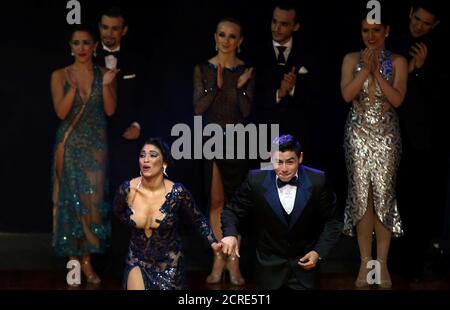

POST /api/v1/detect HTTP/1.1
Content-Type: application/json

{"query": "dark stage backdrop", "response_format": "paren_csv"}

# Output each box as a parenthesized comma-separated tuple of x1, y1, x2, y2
(0, 0, 446, 232)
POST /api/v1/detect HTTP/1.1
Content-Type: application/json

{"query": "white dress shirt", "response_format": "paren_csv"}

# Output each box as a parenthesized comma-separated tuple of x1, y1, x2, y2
(102, 44, 121, 53)
(273, 38, 292, 63)
(276, 173, 298, 215)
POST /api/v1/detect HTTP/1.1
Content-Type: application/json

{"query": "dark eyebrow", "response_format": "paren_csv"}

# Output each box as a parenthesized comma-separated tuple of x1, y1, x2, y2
(414, 14, 432, 25)
(277, 157, 296, 162)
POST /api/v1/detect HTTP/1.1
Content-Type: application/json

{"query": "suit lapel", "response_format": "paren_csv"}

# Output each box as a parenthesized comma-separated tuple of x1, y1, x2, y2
(288, 166, 313, 230)
(286, 43, 304, 72)
(263, 171, 289, 227)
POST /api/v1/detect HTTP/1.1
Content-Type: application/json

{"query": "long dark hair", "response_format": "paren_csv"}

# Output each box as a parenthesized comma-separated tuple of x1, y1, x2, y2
(68, 24, 99, 43)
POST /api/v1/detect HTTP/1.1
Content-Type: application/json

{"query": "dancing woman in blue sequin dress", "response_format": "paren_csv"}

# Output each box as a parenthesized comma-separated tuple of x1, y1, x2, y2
(51, 25, 118, 285)
(113, 138, 220, 290)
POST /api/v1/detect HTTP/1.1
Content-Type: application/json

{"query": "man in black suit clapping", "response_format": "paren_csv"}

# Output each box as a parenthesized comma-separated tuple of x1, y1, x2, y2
(254, 0, 320, 165)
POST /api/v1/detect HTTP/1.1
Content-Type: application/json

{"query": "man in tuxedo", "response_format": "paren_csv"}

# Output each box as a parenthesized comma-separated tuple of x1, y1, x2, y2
(96, 6, 146, 276)
(391, 0, 448, 283)
(221, 135, 342, 289)
(254, 0, 320, 163)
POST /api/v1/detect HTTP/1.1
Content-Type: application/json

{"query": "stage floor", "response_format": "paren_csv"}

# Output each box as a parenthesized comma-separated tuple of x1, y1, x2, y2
(0, 270, 448, 290)
(1, 232, 448, 290)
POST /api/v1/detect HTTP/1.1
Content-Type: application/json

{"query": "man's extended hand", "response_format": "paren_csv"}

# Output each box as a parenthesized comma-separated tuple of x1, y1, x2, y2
(298, 250, 320, 270)
(221, 236, 239, 257)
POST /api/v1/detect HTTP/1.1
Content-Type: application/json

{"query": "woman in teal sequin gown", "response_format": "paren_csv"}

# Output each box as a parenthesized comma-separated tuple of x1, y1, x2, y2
(50, 25, 119, 285)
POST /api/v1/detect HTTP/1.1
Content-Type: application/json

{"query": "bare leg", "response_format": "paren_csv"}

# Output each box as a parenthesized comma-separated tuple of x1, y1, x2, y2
(81, 254, 101, 284)
(127, 266, 145, 290)
(226, 235, 245, 286)
(375, 215, 392, 288)
(210, 162, 224, 240)
(355, 185, 375, 288)
(206, 162, 226, 283)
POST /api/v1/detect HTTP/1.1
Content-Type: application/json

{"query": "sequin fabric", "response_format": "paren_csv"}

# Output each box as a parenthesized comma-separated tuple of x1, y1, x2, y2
(114, 181, 217, 290)
(52, 66, 110, 256)
(343, 50, 404, 237)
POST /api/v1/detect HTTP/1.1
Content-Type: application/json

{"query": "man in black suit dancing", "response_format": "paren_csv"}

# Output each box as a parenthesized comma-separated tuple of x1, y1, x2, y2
(221, 135, 342, 289)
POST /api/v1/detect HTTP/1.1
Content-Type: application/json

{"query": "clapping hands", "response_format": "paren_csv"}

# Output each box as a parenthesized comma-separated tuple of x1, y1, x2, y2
(64, 67, 78, 89)
(409, 42, 428, 72)
(361, 48, 381, 76)
(216, 64, 254, 90)
(237, 67, 254, 89)
(102, 68, 120, 86)
(278, 66, 297, 99)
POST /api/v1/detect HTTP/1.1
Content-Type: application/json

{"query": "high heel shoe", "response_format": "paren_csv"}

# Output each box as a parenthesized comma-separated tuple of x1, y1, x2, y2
(226, 255, 245, 286)
(377, 258, 392, 289)
(206, 251, 226, 284)
(81, 259, 101, 285)
(355, 256, 372, 288)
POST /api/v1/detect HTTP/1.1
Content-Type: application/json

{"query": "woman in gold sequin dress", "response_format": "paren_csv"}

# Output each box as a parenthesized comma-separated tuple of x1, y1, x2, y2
(340, 16, 408, 288)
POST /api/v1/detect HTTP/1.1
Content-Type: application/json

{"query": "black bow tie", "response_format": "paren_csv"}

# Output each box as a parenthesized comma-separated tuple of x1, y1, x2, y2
(277, 176, 298, 188)
(103, 50, 120, 57)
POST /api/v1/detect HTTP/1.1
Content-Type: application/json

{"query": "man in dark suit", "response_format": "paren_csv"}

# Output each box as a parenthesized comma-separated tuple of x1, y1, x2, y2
(221, 135, 342, 289)
(254, 1, 320, 163)
(96, 6, 146, 276)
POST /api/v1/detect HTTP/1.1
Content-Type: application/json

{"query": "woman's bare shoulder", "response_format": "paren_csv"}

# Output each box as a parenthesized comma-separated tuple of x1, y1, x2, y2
(51, 67, 66, 79)
(344, 52, 360, 62)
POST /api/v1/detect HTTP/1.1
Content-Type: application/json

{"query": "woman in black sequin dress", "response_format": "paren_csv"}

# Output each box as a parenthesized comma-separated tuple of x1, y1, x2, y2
(113, 137, 220, 289)
(193, 17, 255, 286)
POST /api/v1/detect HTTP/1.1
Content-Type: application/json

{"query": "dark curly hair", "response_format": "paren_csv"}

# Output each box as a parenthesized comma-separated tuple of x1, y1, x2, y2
(142, 137, 174, 167)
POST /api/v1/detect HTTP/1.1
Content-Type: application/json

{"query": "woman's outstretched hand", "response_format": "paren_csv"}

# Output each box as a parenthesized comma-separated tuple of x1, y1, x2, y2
(211, 242, 222, 252)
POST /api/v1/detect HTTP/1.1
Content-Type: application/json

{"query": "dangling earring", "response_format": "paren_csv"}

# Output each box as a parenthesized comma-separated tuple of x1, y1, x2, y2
(71, 52, 75, 56)
(237, 46, 241, 54)
(215, 44, 218, 52)
(93, 50, 97, 57)
(163, 166, 168, 177)
(140, 170, 143, 177)
(385, 33, 389, 38)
